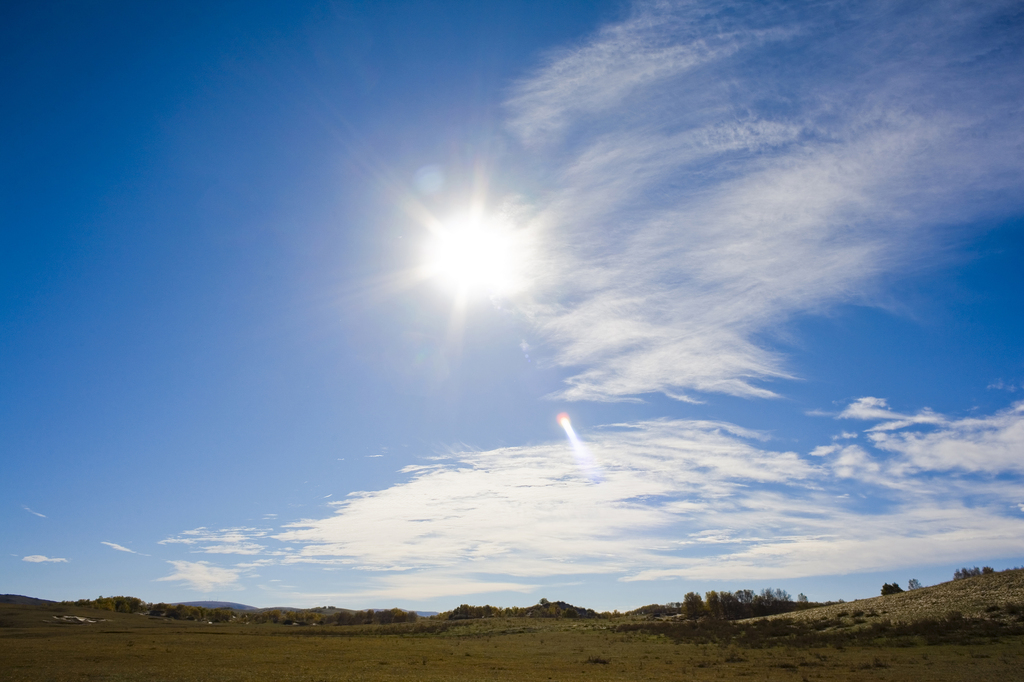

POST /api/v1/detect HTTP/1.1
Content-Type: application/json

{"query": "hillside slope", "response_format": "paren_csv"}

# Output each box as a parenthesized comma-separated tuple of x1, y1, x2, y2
(776, 568, 1024, 623)
(0, 595, 55, 606)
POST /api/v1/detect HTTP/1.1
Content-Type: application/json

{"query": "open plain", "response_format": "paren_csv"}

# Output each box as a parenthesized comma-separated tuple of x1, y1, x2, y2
(4, 573, 1024, 682)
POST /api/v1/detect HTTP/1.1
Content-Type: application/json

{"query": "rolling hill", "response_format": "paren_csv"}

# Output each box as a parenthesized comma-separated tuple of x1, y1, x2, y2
(773, 567, 1024, 623)
(172, 601, 258, 611)
(0, 595, 55, 606)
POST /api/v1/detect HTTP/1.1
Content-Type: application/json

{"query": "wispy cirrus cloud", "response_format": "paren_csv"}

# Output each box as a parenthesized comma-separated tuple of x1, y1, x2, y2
(273, 420, 817, 579)
(246, 407, 1024, 598)
(505, 0, 1024, 402)
(265, 577, 539, 604)
(101, 541, 148, 556)
(157, 399, 1024, 600)
(22, 506, 46, 518)
(159, 527, 270, 555)
(869, 401, 1024, 474)
(23, 555, 66, 563)
(156, 560, 241, 592)
(989, 380, 1019, 393)
(506, 4, 794, 146)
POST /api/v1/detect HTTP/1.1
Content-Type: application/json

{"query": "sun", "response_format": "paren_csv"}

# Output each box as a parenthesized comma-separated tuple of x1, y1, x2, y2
(423, 210, 522, 296)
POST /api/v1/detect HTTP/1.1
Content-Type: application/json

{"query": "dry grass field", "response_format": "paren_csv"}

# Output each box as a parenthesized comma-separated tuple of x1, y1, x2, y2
(775, 568, 1024, 624)
(3, 572, 1024, 681)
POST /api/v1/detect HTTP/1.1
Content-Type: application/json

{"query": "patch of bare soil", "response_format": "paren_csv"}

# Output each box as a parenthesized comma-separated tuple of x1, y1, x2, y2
(51, 615, 106, 624)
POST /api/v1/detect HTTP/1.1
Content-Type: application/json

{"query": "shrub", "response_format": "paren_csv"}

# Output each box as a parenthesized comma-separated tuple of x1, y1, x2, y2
(907, 578, 922, 590)
(881, 583, 904, 596)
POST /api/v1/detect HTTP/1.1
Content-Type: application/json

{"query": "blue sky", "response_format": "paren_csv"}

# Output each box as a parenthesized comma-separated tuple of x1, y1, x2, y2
(3, 0, 1023, 611)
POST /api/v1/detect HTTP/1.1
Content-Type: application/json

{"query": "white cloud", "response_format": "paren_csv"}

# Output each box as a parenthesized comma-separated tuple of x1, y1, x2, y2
(101, 541, 147, 555)
(234, 559, 277, 568)
(506, 4, 785, 146)
(22, 506, 46, 518)
(159, 527, 269, 555)
(809, 444, 839, 457)
(623, 502, 1024, 582)
(275, 420, 817, 578)
(838, 397, 946, 431)
(869, 401, 1024, 473)
(272, 576, 539, 604)
(23, 555, 67, 563)
(264, 412, 1024, 590)
(838, 397, 897, 420)
(102, 542, 132, 552)
(502, 0, 1024, 402)
(989, 380, 1018, 392)
(830, 445, 882, 481)
(156, 561, 241, 592)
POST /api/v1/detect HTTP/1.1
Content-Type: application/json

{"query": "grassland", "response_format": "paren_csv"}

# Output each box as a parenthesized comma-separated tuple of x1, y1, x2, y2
(775, 567, 1024, 624)
(3, 572, 1024, 681)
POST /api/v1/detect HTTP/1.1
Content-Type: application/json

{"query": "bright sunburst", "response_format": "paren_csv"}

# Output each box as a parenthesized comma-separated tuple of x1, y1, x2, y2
(423, 210, 523, 297)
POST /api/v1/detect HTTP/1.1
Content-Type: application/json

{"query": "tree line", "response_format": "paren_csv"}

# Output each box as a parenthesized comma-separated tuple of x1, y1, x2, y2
(64, 568, 1022, 627)
(954, 566, 995, 580)
(65, 597, 419, 626)
(629, 588, 821, 621)
(881, 566, 1008, 595)
(438, 590, 821, 622)
(438, 599, 601, 620)
(65, 586, 826, 625)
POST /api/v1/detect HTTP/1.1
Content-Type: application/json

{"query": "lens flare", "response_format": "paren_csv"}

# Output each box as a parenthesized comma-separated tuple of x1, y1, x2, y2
(557, 412, 602, 483)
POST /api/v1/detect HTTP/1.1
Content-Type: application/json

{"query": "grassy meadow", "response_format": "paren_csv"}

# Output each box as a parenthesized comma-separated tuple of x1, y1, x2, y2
(3, 571, 1024, 681)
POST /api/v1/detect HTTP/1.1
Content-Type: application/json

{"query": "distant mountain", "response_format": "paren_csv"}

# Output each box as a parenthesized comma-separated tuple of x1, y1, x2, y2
(172, 601, 259, 611)
(373, 608, 438, 616)
(257, 606, 436, 616)
(48, 593, 440, 614)
(0, 594, 56, 606)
